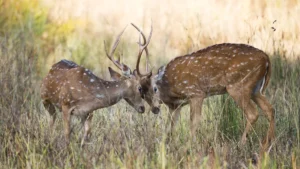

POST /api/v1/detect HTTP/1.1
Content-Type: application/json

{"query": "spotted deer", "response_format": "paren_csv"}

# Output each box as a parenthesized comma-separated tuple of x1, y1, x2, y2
(130, 25, 274, 151)
(156, 43, 274, 150)
(40, 29, 146, 146)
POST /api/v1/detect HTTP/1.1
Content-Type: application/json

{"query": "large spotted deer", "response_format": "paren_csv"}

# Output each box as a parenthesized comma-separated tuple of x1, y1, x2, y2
(40, 29, 146, 146)
(155, 43, 274, 151)
(130, 25, 274, 151)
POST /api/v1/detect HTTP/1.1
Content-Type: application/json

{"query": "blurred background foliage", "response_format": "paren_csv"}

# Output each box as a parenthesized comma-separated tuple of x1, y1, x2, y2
(1, 0, 300, 77)
(0, 0, 77, 75)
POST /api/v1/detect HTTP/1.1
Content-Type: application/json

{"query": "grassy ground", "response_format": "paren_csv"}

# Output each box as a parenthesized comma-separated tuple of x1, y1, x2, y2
(1, 0, 300, 168)
(1, 29, 300, 169)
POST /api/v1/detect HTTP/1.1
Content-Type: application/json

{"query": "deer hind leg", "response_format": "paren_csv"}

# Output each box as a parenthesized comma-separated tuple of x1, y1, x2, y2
(189, 97, 204, 141)
(252, 93, 275, 151)
(43, 100, 57, 131)
(81, 113, 93, 147)
(227, 88, 259, 145)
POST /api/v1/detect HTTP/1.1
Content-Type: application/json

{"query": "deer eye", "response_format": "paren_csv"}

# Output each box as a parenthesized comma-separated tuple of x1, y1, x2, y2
(153, 86, 158, 93)
(138, 86, 143, 93)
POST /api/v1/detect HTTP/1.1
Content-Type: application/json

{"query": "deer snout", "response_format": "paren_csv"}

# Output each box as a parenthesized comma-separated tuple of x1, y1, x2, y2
(137, 106, 145, 113)
(151, 107, 160, 114)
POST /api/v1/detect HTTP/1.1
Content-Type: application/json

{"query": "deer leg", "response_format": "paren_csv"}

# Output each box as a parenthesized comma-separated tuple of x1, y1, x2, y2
(227, 88, 258, 145)
(81, 113, 93, 147)
(252, 93, 275, 151)
(166, 106, 181, 138)
(189, 97, 204, 141)
(62, 105, 71, 145)
(43, 100, 56, 131)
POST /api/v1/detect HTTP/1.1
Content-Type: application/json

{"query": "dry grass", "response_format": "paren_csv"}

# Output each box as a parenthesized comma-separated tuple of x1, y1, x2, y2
(0, 0, 300, 168)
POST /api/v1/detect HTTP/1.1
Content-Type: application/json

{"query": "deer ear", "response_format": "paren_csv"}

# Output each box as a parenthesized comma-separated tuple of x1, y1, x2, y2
(121, 65, 132, 77)
(108, 67, 122, 81)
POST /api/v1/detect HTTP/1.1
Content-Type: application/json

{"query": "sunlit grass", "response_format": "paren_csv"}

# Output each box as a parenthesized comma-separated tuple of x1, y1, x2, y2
(0, 0, 300, 168)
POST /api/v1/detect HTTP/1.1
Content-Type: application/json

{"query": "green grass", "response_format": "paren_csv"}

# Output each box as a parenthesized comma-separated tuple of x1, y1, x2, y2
(0, 1, 300, 168)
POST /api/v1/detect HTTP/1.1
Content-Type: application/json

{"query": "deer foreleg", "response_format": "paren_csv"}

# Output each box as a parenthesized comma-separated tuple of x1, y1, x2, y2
(189, 97, 204, 141)
(81, 113, 93, 147)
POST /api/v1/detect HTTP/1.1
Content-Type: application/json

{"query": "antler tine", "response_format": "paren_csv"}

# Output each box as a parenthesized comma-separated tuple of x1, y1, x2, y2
(131, 23, 153, 77)
(104, 27, 127, 71)
(138, 33, 150, 72)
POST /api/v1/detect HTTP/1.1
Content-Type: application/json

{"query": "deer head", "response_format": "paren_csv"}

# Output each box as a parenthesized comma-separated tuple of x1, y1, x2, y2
(108, 23, 161, 114)
(103, 27, 146, 113)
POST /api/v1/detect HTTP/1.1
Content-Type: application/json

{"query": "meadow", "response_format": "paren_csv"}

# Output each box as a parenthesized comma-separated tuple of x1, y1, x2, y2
(0, 0, 299, 168)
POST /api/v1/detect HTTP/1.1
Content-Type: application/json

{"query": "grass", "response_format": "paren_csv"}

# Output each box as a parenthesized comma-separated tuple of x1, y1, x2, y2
(1, 0, 300, 168)
(1, 33, 300, 169)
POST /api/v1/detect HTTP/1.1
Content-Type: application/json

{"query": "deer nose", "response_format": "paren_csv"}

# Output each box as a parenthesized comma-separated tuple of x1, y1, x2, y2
(138, 106, 145, 113)
(151, 107, 160, 114)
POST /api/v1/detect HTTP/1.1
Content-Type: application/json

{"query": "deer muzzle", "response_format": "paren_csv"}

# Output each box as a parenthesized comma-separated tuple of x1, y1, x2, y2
(151, 107, 160, 114)
(137, 106, 145, 113)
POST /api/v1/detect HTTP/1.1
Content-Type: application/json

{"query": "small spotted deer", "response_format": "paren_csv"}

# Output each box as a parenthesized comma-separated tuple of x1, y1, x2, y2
(136, 41, 274, 150)
(40, 29, 146, 146)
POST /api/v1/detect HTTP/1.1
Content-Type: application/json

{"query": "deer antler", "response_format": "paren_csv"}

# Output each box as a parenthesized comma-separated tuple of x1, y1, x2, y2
(104, 27, 130, 73)
(131, 23, 153, 77)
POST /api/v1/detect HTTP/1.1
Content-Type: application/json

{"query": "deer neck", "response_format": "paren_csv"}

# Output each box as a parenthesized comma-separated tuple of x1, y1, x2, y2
(94, 80, 129, 107)
(153, 65, 184, 105)
(76, 79, 129, 109)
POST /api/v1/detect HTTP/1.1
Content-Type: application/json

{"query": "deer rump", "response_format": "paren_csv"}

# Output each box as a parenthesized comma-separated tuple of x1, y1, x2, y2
(40, 60, 80, 110)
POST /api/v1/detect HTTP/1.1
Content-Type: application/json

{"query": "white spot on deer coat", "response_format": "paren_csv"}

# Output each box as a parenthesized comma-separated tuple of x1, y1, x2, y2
(96, 94, 104, 98)
(90, 79, 95, 82)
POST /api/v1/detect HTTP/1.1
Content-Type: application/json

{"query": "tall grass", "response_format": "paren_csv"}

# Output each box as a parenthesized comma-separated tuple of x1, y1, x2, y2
(0, 0, 299, 168)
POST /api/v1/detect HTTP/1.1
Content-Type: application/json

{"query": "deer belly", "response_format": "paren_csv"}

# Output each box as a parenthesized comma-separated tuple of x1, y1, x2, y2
(71, 105, 94, 116)
(202, 85, 227, 96)
(71, 100, 105, 116)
